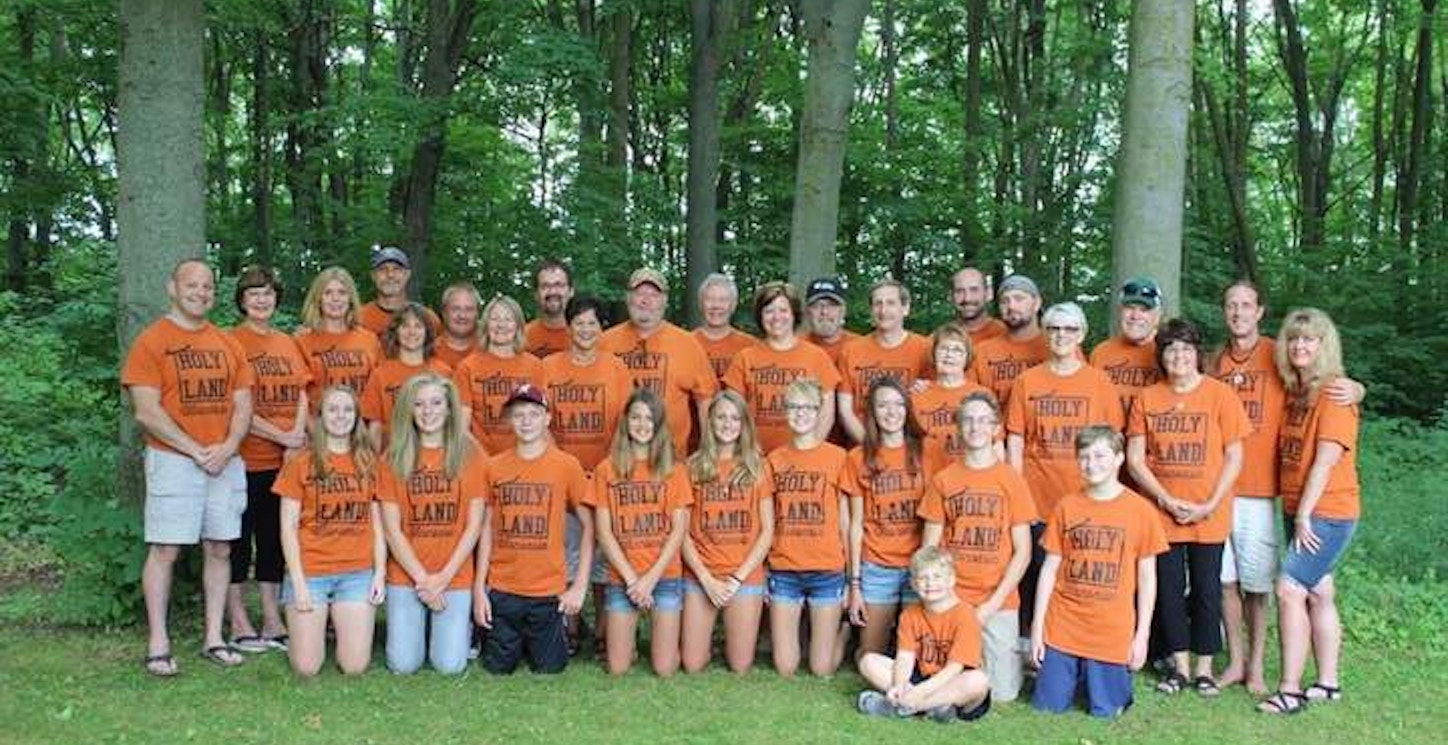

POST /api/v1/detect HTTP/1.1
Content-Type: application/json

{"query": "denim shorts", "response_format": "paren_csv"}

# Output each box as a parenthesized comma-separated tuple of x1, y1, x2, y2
(281, 570, 373, 606)
(768, 570, 845, 606)
(1282, 515, 1357, 591)
(860, 560, 918, 605)
(683, 577, 767, 598)
(605, 577, 684, 613)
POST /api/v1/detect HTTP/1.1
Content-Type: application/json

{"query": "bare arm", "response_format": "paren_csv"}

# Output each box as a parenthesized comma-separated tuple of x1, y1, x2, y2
(368, 501, 386, 604)
(978, 523, 1032, 622)
(279, 498, 310, 611)
(1006, 433, 1025, 474)
(1029, 554, 1061, 666)
(594, 506, 637, 587)
(846, 494, 867, 625)
(1193, 440, 1244, 522)
(129, 386, 204, 461)
(1130, 557, 1157, 671)
(837, 391, 865, 444)
(1291, 440, 1346, 554)
(815, 394, 837, 443)
(560, 504, 595, 614)
(920, 521, 943, 547)
(380, 502, 431, 586)
(1127, 434, 1189, 521)
(472, 508, 495, 627)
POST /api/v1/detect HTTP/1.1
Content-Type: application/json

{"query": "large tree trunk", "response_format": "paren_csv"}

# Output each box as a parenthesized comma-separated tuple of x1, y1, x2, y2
(959, 0, 986, 263)
(117, 0, 206, 504)
(250, 27, 273, 265)
(1111, 0, 1193, 319)
(283, 0, 330, 259)
(786, 0, 870, 287)
(684, 0, 726, 326)
(6, 6, 37, 292)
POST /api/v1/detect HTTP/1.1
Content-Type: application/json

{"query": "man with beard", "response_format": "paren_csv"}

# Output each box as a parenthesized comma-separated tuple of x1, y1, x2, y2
(1089, 278, 1163, 421)
(435, 282, 482, 369)
(357, 246, 442, 339)
(692, 272, 757, 380)
(969, 275, 1048, 408)
(804, 277, 859, 368)
(952, 267, 1007, 345)
(525, 259, 575, 358)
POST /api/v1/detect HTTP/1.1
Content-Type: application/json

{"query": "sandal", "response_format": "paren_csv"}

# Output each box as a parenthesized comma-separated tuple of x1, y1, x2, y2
(1193, 676, 1222, 697)
(230, 635, 271, 653)
(1305, 683, 1342, 702)
(200, 645, 245, 668)
(260, 634, 289, 651)
(144, 653, 179, 678)
(1258, 690, 1308, 715)
(1156, 672, 1190, 695)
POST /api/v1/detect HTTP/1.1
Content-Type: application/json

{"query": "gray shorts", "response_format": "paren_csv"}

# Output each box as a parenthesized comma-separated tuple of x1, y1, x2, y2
(981, 609, 1023, 702)
(143, 447, 246, 544)
(1220, 496, 1280, 594)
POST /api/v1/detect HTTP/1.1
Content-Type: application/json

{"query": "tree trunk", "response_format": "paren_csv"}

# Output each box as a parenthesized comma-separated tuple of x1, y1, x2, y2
(1369, 0, 1391, 240)
(6, 6, 37, 292)
(1398, 0, 1436, 255)
(284, 0, 330, 259)
(685, 0, 726, 326)
(117, 0, 206, 504)
(960, 0, 986, 262)
(1111, 0, 1193, 319)
(786, 0, 870, 287)
(250, 27, 272, 265)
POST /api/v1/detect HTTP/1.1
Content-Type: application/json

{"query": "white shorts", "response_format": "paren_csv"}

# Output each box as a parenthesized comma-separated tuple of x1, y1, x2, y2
(1220, 496, 1280, 594)
(982, 609, 1023, 702)
(143, 447, 246, 544)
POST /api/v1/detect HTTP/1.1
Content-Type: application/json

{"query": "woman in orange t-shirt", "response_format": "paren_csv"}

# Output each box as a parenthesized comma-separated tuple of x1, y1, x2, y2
(294, 267, 383, 407)
(1126, 319, 1247, 696)
(765, 379, 850, 677)
(453, 294, 545, 454)
(1259, 309, 1361, 715)
(912, 322, 994, 464)
(377, 373, 487, 675)
(276, 385, 385, 676)
(361, 302, 453, 444)
(680, 390, 774, 674)
(592, 388, 693, 677)
(844, 377, 936, 658)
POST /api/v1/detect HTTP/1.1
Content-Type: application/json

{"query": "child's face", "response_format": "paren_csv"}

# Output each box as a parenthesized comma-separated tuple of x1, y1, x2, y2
(1076, 439, 1123, 487)
(910, 564, 956, 602)
(958, 400, 998, 451)
(626, 401, 656, 445)
(784, 392, 820, 435)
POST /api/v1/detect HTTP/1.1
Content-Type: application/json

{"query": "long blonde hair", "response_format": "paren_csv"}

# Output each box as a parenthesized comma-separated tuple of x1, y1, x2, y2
(310, 385, 377, 482)
(1275, 307, 1345, 400)
(609, 387, 674, 479)
(300, 267, 362, 331)
(387, 372, 473, 479)
(689, 390, 764, 487)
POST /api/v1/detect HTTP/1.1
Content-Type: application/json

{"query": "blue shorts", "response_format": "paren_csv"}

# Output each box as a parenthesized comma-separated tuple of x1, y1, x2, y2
(768, 570, 845, 606)
(605, 578, 684, 613)
(683, 577, 767, 598)
(281, 570, 373, 606)
(1032, 645, 1133, 718)
(860, 560, 918, 605)
(1282, 515, 1357, 591)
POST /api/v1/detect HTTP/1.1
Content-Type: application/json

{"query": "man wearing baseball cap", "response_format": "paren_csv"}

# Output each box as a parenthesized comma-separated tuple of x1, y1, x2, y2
(970, 274, 1050, 408)
(804, 277, 860, 368)
(1089, 277, 1164, 420)
(358, 245, 442, 340)
(600, 267, 717, 457)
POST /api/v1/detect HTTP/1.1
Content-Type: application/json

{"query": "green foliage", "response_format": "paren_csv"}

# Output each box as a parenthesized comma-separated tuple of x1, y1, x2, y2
(1353, 417, 1448, 580)
(45, 442, 145, 625)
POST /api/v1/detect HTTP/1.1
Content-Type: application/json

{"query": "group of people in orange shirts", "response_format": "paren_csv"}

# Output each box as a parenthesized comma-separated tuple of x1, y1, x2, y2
(123, 249, 1362, 721)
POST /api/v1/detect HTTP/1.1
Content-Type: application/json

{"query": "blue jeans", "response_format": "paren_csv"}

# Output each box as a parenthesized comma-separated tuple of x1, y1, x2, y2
(385, 586, 472, 675)
(1032, 645, 1133, 718)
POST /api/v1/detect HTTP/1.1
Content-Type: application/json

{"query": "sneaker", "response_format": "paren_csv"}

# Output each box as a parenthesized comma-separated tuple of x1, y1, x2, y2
(857, 691, 909, 718)
(925, 705, 959, 723)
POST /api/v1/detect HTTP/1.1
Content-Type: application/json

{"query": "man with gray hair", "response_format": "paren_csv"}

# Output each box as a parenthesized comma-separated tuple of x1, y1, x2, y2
(692, 272, 757, 380)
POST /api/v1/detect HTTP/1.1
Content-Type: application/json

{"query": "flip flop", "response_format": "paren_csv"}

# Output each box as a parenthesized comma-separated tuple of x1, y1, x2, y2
(200, 645, 245, 668)
(144, 653, 179, 678)
(260, 634, 289, 651)
(1258, 690, 1308, 715)
(1193, 676, 1222, 697)
(231, 635, 271, 653)
(1156, 672, 1189, 695)
(1305, 683, 1342, 702)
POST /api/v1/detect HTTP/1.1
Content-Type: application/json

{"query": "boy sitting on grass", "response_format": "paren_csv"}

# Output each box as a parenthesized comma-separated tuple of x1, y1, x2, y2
(1030, 425, 1167, 718)
(856, 546, 992, 723)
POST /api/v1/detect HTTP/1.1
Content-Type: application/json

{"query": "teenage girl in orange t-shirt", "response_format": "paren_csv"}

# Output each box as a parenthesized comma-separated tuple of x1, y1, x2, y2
(276, 385, 385, 677)
(361, 302, 453, 444)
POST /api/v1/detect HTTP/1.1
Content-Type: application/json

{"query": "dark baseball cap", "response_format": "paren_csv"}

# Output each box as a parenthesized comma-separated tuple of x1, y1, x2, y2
(371, 246, 411, 270)
(806, 277, 846, 305)
(1119, 277, 1162, 309)
(503, 383, 548, 411)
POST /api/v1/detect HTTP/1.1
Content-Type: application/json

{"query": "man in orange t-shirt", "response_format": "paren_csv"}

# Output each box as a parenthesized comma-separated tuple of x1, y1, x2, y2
(357, 246, 442, 339)
(599, 267, 718, 456)
(952, 267, 1008, 345)
(524, 259, 574, 358)
(837, 279, 934, 443)
(122, 259, 256, 675)
(475, 384, 593, 674)
(1090, 277, 1163, 421)
(803, 277, 861, 368)
(970, 274, 1048, 408)
(434, 282, 481, 369)
(692, 272, 757, 380)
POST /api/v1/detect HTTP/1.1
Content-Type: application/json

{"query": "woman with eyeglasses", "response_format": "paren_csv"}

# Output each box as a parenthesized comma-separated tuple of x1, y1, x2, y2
(911, 322, 994, 464)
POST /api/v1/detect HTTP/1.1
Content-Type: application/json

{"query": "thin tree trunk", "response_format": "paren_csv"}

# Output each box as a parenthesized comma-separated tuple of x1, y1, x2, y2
(1369, 0, 1391, 240)
(1398, 0, 1437, 255)
(250, 28, 272, 264)
(960, 0, 986, 262)
(685, 0, 726, 325)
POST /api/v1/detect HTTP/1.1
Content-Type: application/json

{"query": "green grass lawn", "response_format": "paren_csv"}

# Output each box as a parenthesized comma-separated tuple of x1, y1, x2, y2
(1, 623, 1443, 745)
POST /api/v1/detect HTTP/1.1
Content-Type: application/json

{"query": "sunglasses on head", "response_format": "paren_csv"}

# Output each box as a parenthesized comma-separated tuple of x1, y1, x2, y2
(1123, 281, 1159, 299)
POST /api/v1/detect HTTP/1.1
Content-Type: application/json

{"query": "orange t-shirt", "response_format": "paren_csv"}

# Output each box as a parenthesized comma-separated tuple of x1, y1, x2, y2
(540, 352, 633, 472)
(358, 301, 442, 342)
(808, 329, 862, 369)
(841, 444, 940, 568)
(272, 450, 376, 577)
(485, 445, 590, 597)
(722, 341, 843, 453)
(1041, 488, 1168, 665)
(1278, 391, 1360, 520)
(122, 317, 255, 454)
(911, 380, 996, 464)
(1127, 378, 1250, 543)
(838, 332, 935, 420)
(688, 457, 774, 584)
(694, 328, 758, 381)
(1090, 336, 1162, 421)
(230, 325, 311, 471)
(1212, 338, 1285, 498)
(452, 350, 546, 454)
(376, 445, 487, 590)
(524, 319, 571, 359)
(434, 338, 480, 371)
(360, 358, 454, 437)
(600, 321, 718, 456)
(917, 461, 1038, 608)
(766, 442, 848, 572)
(896, 600, 984, 675)
(589, 459, 694, 584)
(966, 317, 1008, 346)
(970, 332, 1050, 408)
(294, 327, 383, 407)
(1004, 363, 1124, 516)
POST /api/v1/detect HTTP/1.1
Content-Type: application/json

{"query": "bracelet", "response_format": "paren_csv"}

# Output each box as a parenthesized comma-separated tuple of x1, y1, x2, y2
(729, 574, 744, 584)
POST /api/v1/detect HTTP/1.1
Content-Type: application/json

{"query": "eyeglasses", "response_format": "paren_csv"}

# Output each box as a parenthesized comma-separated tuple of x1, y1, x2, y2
(1045, 325, 1082, 335)
(784, 403, 820, 412)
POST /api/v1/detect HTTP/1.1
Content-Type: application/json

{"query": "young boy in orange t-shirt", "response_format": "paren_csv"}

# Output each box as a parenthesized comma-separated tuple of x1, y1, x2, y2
(1031, 426, 1167, 718)
(856, 546, 993, 723)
